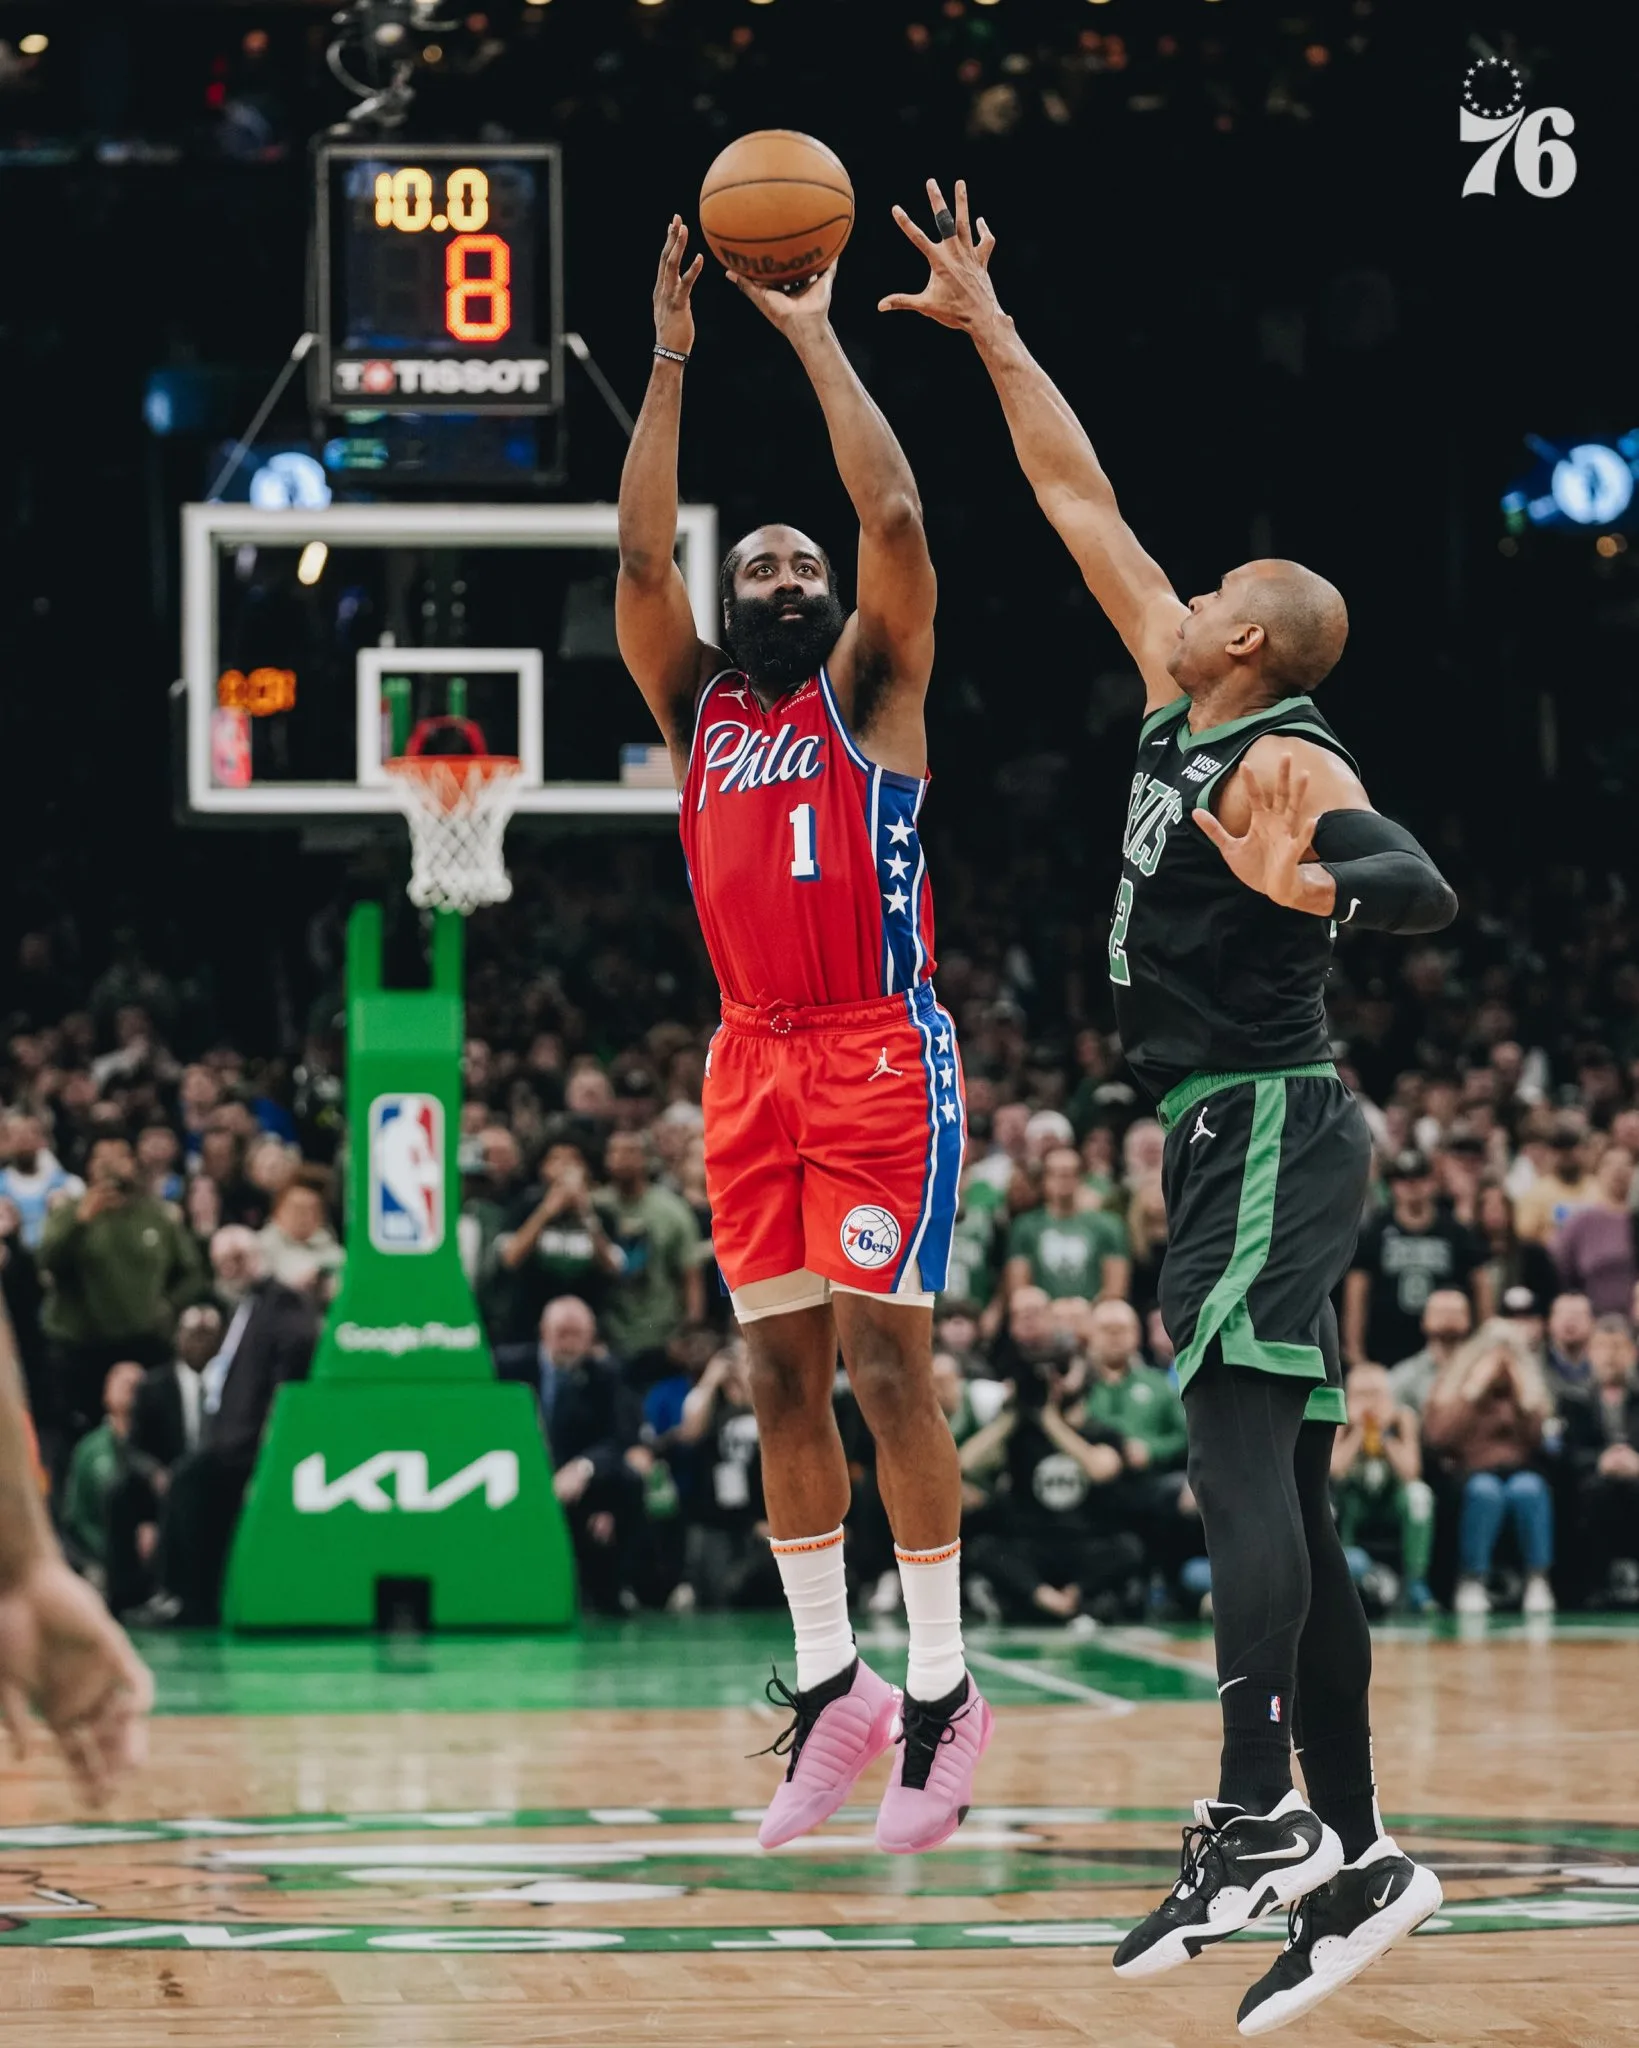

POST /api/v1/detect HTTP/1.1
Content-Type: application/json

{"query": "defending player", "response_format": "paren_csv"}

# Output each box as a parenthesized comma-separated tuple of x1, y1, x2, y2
(616, 219, 988, 1856)
(884, 181, 1451, 2028)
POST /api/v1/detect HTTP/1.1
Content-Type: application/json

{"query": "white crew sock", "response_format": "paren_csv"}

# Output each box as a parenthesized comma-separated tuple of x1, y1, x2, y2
(769, 1528, 855, 1694)
(895, 1539, 967, 1702)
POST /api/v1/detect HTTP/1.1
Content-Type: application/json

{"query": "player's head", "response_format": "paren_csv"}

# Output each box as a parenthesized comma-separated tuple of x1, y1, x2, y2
(720, 523, 846, 693)
(1167, 559, 1348, 702)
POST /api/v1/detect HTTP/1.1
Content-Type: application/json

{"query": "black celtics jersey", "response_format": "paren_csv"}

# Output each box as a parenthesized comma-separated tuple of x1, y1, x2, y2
(1109, 694, 1358, 1101)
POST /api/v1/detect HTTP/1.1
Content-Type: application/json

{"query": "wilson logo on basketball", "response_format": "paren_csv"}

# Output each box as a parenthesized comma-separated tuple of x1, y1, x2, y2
(840, 1204, 901, 1269)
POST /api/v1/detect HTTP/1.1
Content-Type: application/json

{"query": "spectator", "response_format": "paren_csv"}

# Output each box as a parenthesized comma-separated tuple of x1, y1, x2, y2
(1005, 1146, 1129, 1305)
(1552, 1145, 1638, 1316)
(668, 1340, 782, 1610)
(59, 1360, 147, 1583)
(1422, 1326, 1556, 1617)
(195, 1126, 265, 1230)
(491, 1140, 624, 1341)
(135, 1123, 185, 1205)
(960, 1335, 1143, 1624)
(1560, 1316, 1639, 1605)
(1123, 1177, 1169, 1322)
(257, 1166, 345, 1298)
(37, 1134, 209, 1453)
(128, 1227, 317, 1625)
(0, 1111, 83, 1250)
(597, 1130, 706, 1371)
(1078, 1298, 1188, 1478)
(497, 1296, 645, 1613)
(944, 1175, 1004, 1308)
(1077, 1296, 1198, 1582)
(1387, 1288, 1474, 1414)
(1515, 1122, 1602, 1244)
(132, 1301, 220, 1471)
(1475, 1180, 1559, 1314)
(1344, 1150, 1487, 1368)
(1545, 1291, 1595, 1398)
(1331, 1362, 1435, 1612)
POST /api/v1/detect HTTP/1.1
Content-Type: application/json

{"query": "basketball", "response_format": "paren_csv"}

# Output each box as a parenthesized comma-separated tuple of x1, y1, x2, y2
(698, 129, 854, 288)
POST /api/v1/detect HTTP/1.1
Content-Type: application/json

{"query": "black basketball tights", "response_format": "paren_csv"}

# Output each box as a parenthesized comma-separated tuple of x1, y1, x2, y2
(1182, 1354, 1379, 1859)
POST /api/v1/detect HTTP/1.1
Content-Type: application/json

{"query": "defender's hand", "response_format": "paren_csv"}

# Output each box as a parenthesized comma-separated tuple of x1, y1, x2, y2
(725, 261, 836, 334)
(879, 178, 1001, 333)
(653, 215, 704, 356)
(1194, 752, 1335, 917)
(0, 1556, 153, 1806)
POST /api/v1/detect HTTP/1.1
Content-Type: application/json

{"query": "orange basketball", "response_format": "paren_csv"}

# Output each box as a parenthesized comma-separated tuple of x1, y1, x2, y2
(699, 129, 854, 289)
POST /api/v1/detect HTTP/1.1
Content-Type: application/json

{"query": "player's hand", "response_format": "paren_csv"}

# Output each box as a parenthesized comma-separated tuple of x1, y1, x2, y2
(653, 215, 705, 355)
(879, 178, 1001, 334)
(725, 260, 836, 334)
(0, 1555, 153, 1806)
(1194, 752, 1334, 917)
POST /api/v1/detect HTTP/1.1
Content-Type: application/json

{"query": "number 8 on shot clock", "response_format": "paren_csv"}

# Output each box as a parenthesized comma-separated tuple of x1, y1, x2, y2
(312, 141, 564, 413)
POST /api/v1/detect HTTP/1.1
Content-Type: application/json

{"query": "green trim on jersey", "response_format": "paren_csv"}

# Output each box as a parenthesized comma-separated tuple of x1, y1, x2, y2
(1140, 698, 1190, 741)
(1175, 694, 1314, 754)
(1172, 1077, 1326, 1394)
(1156, 1063, 1338, 1135)
(1304, 1386, 1348, 1425)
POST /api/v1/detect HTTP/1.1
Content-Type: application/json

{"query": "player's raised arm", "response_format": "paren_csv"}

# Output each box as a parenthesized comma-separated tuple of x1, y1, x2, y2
(616, 218, 721, 773)
(728, 262, 935, 768)
(883, 179, 1185, 709)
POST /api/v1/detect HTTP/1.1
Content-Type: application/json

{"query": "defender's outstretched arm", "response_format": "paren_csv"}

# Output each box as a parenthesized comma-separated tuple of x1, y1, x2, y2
(616, 218, 719, 773)
(883, 179, 1184, 709)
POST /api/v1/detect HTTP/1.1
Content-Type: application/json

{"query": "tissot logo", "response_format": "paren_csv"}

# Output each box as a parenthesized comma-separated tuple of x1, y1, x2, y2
(292, 1450, 520, 1514)
(333, 357, 550, 397)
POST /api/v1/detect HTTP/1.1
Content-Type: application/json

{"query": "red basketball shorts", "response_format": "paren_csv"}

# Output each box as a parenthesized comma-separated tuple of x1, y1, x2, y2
(702, 983, 967, 1307)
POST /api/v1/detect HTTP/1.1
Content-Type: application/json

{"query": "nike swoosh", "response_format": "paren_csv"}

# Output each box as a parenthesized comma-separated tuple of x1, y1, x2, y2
(1217, 1676, 1246, 1697)
(1370, 1878, 1396, 1910)
(1238, 1836, 1314, 1863)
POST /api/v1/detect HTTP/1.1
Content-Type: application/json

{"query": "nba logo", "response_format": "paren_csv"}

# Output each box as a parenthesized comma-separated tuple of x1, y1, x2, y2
(1269, 1694, 1283, 1726)
(369, 1094, 445, 1253)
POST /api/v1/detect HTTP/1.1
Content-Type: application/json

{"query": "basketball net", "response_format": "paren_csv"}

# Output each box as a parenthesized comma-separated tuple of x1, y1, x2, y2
(385, 724, 522, 914)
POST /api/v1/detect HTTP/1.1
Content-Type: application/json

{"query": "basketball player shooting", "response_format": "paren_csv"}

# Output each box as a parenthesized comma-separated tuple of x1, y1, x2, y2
(616, 218, 989, 1856)
(885, 179, 1455, 2030)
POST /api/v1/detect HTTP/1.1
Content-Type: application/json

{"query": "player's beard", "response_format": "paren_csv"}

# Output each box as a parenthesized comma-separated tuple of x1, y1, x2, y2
(723, 589, 846, 695)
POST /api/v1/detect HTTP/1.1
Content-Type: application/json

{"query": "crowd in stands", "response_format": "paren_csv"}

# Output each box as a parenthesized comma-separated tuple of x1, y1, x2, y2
(5, 853, 1639, 1631)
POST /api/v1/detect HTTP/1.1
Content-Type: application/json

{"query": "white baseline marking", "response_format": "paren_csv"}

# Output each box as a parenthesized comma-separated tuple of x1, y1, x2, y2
(964, 1647, 1136, 1716)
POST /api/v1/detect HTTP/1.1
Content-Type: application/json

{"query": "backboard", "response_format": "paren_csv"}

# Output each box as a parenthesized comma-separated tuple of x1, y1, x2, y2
(177, 501, 718, 822)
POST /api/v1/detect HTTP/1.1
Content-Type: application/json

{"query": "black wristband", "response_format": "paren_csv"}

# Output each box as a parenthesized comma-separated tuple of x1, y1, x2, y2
(653, 344, 689, 365)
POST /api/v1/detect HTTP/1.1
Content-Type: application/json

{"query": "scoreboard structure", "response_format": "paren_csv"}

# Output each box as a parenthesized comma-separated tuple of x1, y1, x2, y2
(312, 140, 564, 415)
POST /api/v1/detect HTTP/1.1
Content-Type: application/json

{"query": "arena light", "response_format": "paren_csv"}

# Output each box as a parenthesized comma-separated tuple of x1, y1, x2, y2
(297, 541, 329, 586)
(19, 32, 47, 53)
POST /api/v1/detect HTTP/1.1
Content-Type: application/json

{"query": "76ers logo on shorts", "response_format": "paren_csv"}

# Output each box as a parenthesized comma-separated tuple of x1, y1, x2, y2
(369, 1093, 445, 1254)
(840, 1204, 901, 1270)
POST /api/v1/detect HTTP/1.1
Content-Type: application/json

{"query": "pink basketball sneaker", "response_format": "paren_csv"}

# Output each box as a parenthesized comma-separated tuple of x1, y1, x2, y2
(875, 1674, 993, 1854)
(756, 1657, 901, 1851)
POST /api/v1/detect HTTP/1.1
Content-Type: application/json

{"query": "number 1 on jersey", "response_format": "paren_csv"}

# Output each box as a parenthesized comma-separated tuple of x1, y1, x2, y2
(1109, 876, 1134, 986)
(789, 803, 820, 881)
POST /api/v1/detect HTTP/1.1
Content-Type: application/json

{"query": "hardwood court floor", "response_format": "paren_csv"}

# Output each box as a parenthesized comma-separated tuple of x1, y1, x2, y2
(1, 1616, 1636, 2046)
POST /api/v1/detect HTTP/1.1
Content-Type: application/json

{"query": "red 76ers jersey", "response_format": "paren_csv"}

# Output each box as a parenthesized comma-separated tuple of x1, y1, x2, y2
(678, 667, 937, 1010)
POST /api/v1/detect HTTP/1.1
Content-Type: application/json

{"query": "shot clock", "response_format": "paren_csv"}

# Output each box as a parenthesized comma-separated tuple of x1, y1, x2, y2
(313, 141, 563, 415)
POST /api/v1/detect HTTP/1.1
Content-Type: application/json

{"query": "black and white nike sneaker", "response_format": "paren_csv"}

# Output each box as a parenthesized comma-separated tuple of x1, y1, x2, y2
(1112, 1789, 1343, 1980)
(1236, 1836, 1444, 2034)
